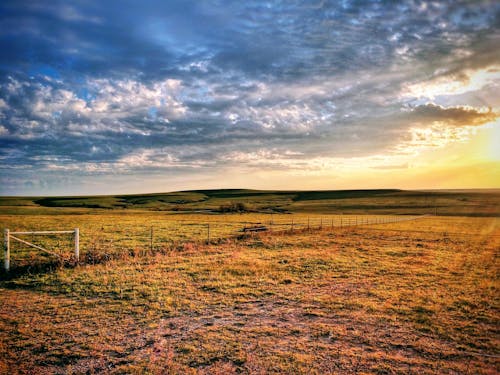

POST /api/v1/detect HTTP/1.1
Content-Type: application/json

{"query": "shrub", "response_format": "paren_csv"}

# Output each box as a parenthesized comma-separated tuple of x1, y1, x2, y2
(218, 202, 248, 213)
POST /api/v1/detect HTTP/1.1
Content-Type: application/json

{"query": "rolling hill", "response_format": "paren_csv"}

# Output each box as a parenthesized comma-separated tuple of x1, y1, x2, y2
(0, 189, 499, 216)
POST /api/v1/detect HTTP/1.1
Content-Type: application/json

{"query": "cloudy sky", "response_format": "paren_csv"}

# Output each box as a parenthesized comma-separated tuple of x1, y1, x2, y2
(0, 0, 499, 195)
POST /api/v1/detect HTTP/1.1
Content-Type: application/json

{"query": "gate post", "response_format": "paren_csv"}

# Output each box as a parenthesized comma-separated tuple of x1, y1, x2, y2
(4, 229, 10, 272)
(74, 228, 79, 262)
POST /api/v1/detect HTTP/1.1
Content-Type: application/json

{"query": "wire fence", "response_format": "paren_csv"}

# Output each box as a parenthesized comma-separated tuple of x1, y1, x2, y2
(76, 214, 430, 256)
(2, 214, 428, 269)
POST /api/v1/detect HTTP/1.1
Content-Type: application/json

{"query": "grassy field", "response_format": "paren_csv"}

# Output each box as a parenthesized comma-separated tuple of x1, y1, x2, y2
(0, 215, 499, 374)
(1, 188, 499, 216)
(0, 190, 498, 373)
(0, 212, 421, 270)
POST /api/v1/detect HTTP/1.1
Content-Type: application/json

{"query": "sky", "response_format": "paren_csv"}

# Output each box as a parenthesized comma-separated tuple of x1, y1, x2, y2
(0, 0, 499, 196)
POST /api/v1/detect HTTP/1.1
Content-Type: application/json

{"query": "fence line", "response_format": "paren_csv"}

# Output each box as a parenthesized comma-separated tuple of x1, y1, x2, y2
(3, 215, 429, 270)
(144, 214, 427, 244)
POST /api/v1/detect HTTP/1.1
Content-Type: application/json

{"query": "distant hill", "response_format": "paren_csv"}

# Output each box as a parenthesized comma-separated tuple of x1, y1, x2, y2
(0, 189, 499, 216)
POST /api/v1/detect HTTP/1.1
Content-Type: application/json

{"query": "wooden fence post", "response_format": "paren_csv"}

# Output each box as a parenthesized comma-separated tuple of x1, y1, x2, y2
(4, 229, 10, 272)
(207, 223, 210, 244)
(74, 228, 79, 262)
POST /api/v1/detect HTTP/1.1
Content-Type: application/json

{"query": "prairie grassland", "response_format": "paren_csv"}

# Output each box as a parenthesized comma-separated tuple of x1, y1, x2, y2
(0, 216, 498, 374)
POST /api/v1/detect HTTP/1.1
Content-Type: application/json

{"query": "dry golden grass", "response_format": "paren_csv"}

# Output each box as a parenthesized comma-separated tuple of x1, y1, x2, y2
(0, 212, 416, 268)
(0, 216, 499, 374)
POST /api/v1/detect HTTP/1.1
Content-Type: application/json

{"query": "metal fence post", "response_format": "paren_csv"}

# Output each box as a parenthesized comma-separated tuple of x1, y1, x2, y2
(74, 228, 79, 262)
(150, 226, 154, 252)
(4, 229, 10, 272)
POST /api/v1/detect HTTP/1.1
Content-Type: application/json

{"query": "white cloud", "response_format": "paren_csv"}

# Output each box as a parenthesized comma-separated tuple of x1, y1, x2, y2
(3, 77, 187, 138)
(400, 124, 479, 153)
(87, 78, 186, 118)
(402, 66, 500, 100)
(31, 87, 90, 119)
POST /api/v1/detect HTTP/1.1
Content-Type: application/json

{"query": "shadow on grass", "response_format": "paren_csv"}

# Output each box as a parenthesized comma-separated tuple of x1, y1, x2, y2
(0, 259, 76, 282)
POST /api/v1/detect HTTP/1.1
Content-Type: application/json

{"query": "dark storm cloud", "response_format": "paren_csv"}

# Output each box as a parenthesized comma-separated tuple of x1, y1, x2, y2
(408, 104, 497, 126)
(0, 0, 499, 194)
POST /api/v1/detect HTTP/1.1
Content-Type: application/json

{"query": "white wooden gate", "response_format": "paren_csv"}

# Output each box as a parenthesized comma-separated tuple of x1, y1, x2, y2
(3, 228, 79, 271)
